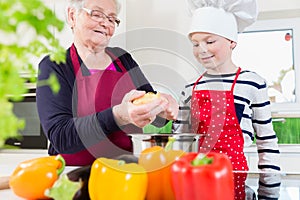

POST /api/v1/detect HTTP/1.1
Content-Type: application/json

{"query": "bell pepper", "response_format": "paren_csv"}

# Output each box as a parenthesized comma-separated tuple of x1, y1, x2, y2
(9, 154, 65, 199)
(170, 152, 234, 200)
(138, 137, 185, 200)
(88, 157, 147, 200)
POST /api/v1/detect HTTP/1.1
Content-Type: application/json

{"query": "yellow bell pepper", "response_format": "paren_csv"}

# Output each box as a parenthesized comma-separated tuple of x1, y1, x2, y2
(88, 157, 148, 200)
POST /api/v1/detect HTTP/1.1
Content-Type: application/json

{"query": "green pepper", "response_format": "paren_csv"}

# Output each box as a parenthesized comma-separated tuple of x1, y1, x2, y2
(171, 152, 234, 200)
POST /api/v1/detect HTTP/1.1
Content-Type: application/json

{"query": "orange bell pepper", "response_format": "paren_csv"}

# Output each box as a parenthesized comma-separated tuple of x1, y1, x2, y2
(88, 157, 148, 200)
(9, 154, 65, 199)
(138, 137, 185, 200)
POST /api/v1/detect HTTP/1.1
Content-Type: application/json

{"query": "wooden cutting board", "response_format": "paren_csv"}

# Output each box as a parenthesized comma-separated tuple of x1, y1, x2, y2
(0, 176, 10, 190)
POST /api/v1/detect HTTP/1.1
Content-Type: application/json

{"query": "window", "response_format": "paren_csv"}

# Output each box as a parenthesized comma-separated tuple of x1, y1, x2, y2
(232, 17, 300, 113)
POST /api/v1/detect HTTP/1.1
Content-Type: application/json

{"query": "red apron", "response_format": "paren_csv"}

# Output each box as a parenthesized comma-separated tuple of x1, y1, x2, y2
(191, 67, 248, 199)
(61, 44, 140, 166)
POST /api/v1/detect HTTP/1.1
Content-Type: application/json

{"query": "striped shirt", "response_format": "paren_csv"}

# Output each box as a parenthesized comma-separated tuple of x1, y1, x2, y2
(173, 69, 281, 198)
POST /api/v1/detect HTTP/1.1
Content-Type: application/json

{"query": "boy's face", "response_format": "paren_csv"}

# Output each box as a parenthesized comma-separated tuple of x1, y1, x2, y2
(190, 32, 236, 73)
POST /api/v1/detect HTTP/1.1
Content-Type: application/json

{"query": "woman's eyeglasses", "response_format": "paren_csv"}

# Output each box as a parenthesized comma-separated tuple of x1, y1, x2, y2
(82, 7, 120, 27)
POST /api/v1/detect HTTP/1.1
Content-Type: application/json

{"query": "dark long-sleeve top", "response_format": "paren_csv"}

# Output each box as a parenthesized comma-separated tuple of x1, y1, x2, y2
(37, 46, 160, 155)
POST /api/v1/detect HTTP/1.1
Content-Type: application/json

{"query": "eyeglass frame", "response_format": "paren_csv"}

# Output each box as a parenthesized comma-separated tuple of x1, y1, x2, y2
(81, 7, 120, 27)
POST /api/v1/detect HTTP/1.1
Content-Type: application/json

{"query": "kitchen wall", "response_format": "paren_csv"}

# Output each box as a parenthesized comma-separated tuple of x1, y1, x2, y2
(258, 0, 300, 19)
(125, 0, 202, 99)
(124, 0, 300, 101)
(45, 0, 300, 93)
(124, 0, 300, 144)
(22, 0, 300, 144)
(19, 0, 300, 91)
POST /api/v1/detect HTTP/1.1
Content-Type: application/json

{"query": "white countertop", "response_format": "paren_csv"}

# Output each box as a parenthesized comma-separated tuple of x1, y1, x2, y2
(0, 149, 48, 176)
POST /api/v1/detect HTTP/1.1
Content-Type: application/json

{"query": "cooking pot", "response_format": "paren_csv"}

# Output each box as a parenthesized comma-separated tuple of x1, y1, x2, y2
(129, 133, 202, 156)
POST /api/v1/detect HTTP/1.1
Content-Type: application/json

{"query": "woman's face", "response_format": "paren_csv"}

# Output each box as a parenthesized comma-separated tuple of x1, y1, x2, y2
(69, 0, 118, 50)
(190, 32, 236, 73)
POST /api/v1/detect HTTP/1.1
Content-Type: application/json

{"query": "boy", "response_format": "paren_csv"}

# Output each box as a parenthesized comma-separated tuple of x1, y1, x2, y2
(173, 0, 280, 199)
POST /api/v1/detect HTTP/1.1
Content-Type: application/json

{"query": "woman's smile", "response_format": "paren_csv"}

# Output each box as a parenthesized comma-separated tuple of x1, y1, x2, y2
(93, 29, 108, 36)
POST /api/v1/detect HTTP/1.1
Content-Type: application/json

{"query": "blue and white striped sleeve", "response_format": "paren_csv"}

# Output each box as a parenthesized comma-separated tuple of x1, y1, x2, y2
(251, 78, 281, 199)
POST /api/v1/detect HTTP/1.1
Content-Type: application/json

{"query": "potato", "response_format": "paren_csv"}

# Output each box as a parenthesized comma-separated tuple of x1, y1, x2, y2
(132, 92, 160, 105)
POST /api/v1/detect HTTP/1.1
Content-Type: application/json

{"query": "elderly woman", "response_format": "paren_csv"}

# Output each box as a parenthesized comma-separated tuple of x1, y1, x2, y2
(36, 0, 178, 166)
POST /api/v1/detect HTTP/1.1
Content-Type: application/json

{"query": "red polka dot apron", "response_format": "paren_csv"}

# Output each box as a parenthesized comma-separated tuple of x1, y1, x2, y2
(61, 44, 141, 166)
(191, 67, 248, 199)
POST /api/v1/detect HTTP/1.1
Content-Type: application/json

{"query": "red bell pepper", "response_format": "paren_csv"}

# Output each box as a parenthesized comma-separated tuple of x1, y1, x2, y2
(171, 152, 234, 200)
(138, 137, 185, 200)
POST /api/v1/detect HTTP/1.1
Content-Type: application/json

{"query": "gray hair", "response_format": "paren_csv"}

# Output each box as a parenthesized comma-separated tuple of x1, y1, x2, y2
(67, 0, 121, 14)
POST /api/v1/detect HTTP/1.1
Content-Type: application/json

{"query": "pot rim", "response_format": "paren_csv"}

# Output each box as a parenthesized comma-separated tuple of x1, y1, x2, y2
(128, 133, 203, 141)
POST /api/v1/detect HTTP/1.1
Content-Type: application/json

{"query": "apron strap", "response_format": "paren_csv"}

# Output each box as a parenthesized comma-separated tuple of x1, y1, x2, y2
(70, 44, 81, 74)
(192, 71, 206, 90)
(105, 49, 127, 72)
(230, 67, 241, 92)
(192, 67, 242, 92)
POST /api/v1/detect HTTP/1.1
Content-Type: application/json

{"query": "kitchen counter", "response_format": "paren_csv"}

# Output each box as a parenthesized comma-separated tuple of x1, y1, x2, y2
(1, 146, 300, 199)
(1, 171, 299, 200)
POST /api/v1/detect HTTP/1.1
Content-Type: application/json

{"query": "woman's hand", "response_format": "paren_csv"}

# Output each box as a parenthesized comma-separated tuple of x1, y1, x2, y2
(113, 90, 169, 128)
(158, 93, 179, 121)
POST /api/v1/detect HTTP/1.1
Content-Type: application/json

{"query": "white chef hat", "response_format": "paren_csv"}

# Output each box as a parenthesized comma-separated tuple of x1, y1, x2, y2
(187, 0, 258, 42)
